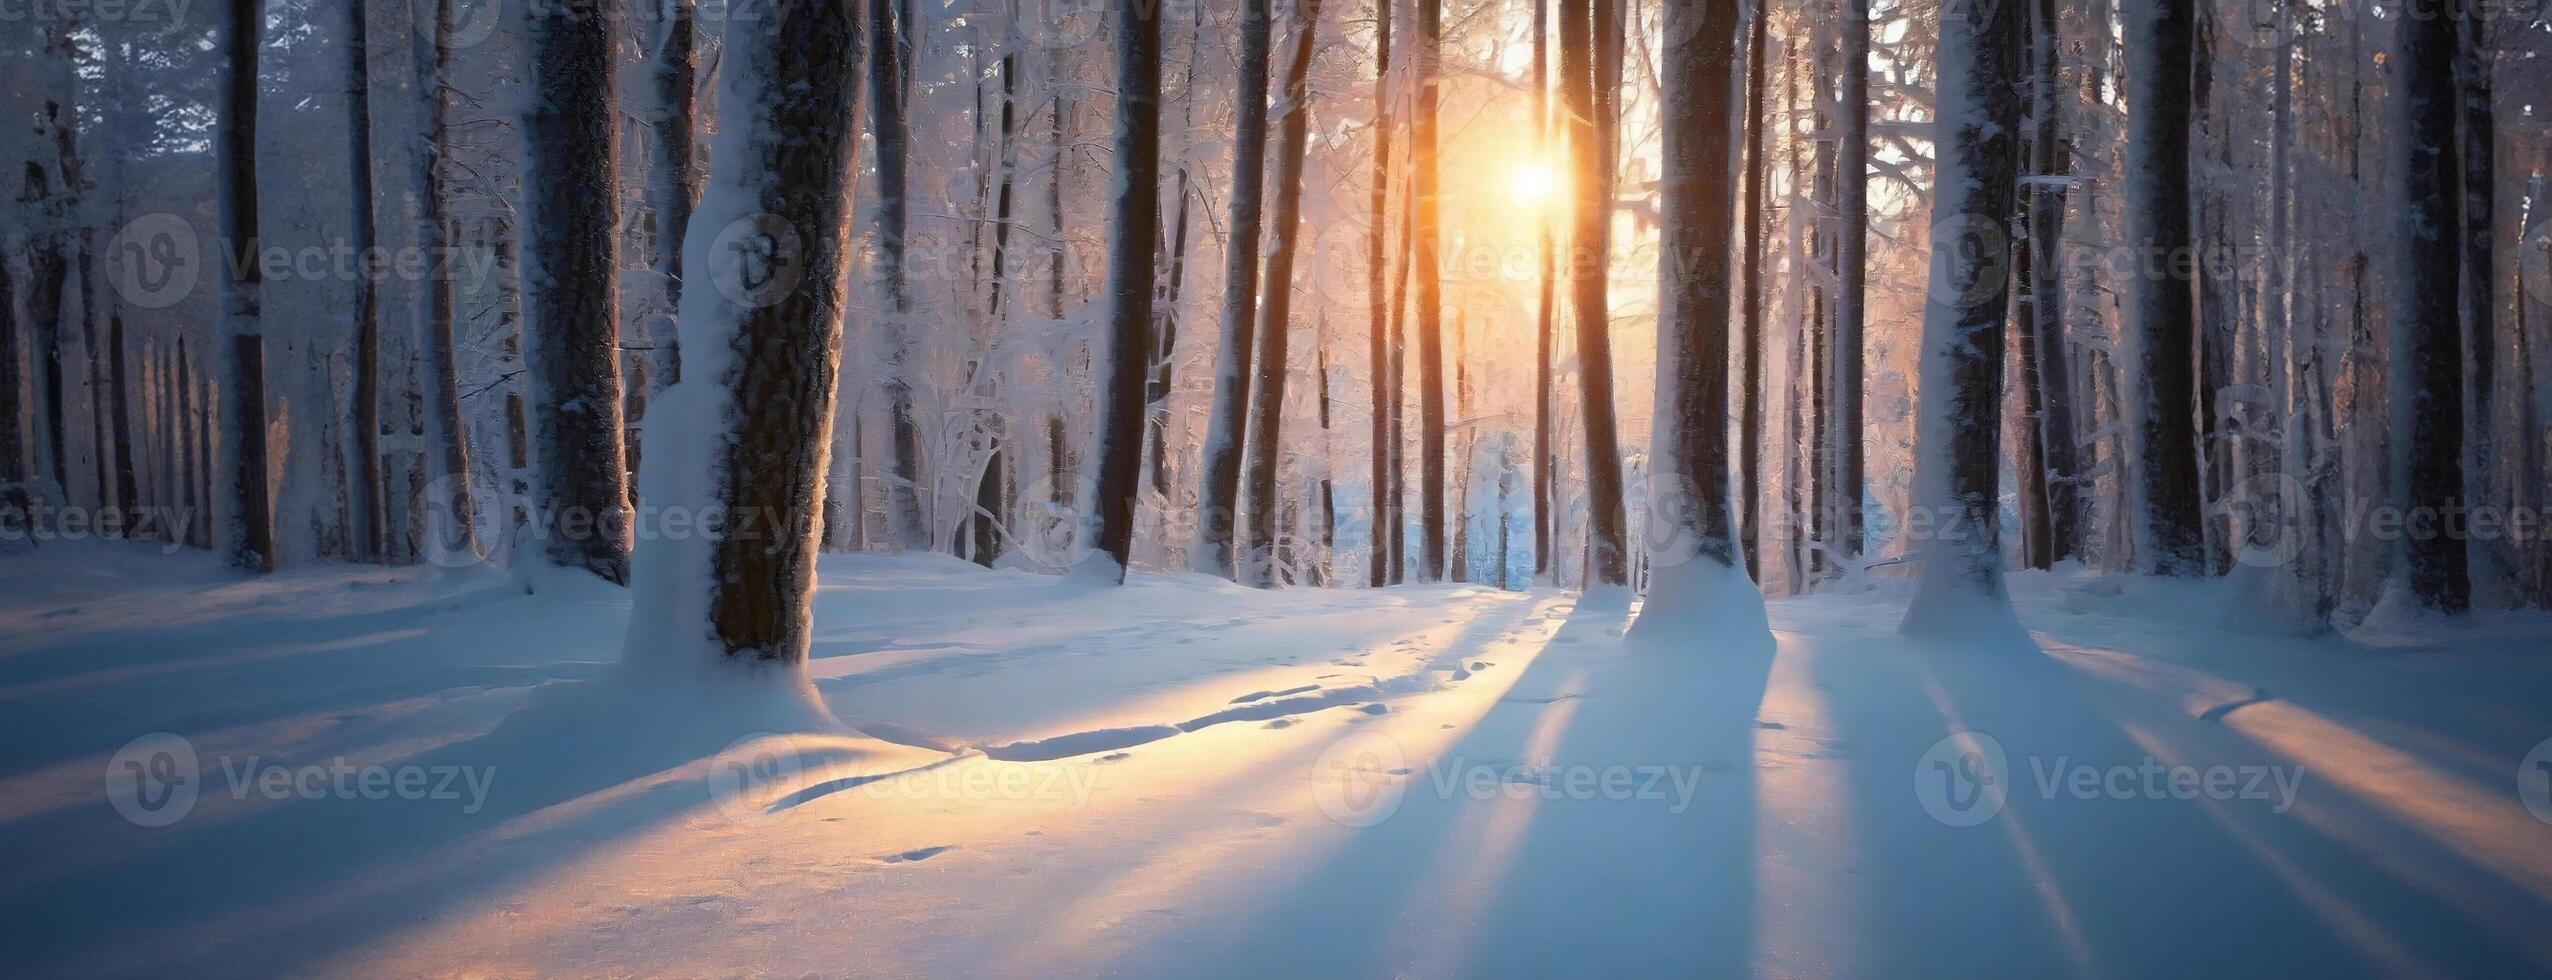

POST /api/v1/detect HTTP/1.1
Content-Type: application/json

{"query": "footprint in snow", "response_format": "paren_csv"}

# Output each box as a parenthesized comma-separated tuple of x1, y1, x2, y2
(1265, 719, 1295, 729)
(1356, 703, 1390, 715)
(881, 846, 954, 864)
(1098, 752, 1131, 762)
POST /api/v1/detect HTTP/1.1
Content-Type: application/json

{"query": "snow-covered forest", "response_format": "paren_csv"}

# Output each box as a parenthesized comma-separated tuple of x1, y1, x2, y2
(4, 0, 2551, 974)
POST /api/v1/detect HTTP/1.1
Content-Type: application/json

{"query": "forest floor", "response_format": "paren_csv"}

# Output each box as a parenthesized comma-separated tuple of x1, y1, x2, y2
(4, 539, 2552, 977)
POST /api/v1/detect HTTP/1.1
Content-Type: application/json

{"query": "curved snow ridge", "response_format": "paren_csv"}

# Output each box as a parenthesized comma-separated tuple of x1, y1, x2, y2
(976, 674, 1449, 763)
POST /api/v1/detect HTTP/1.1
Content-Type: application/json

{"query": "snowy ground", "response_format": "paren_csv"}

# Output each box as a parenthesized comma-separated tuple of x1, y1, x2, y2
(4, 540, 2552, 978)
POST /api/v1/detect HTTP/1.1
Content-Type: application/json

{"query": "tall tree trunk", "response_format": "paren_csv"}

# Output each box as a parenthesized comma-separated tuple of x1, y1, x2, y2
(1532, 0, 1557, 583)
(346, 0, 387, 561)
(1370, 0, 1396, 588)
(109, 319, 139, 535)
(2391, 0, 2470, 612)
(1737, 0, 1768, 581)
(632, 0, 696, 487)
(868, 0, 929, 552)
(1149, 9, 1201, 505)
(1242, 0, 1325, 588)
(222, 0, 275, 572)
(1195, 0, 1276, 578)
(1085, 0, 1166, 583)
(1630, 0, 1763, 641)
(523, 1, 633, 585)
(1412, 0, 1449, 582)
(2029, 0, 2082, 562)
(1901, 0, 2025, 633)
(0, 258, 20, 485)
(621, 0, 865, 671)
(417, 0, 477, 562)
(1831, 0, 1869, 567)
(2123, 0, 2206, 577)
(1560, 0, 1631, 589)
(2458, 15, 2498, 602)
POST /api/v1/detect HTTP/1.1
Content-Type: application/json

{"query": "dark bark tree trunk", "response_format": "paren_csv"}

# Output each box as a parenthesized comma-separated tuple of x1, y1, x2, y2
(1196, 0, 1276, 578)
(1369, 0, 1396, 588)
(524, 0, 633, 584)
(630, 0, 696, 483)
(1086, 0, 1166, 582)
(109, 319, 139, 535)
(1901, 0, 2025, 631)
(1242, 0, 1325, 588)
(222, 0, 275, 572)
(1832, 0, 1869, 566)
(1412, 0, 1449, 582)
(2124, 0, 2206, 577)
(1149, 11, 1201, 505)
(622, 0, 865, 668)
(1560, 0, 1631, 589)
(2029, 0, 2082, 563)
(2391, 0, 2470, 612)
(1737, 0, 1768, 581)
(867, 0, 929, 552)
(1532, 0, 1556, 583)
(0, 257, 20, 485)
(346, 0, 387, 562)
(2458, 15, 2497, 599)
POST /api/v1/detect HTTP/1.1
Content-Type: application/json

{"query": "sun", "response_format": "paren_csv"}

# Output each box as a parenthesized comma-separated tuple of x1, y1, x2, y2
(1508, 162, 1559, 206)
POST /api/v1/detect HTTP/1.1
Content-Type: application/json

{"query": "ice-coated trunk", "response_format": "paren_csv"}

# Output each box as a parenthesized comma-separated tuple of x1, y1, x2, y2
(2389, 0, 2470, 612)
(221, 0, 275, 573)
(622, 0, 866, 670)
(1830, 0, 1869, 566)
(2122, 0, 2206, 577)
(868, 0, 929, 552)
(1085, 0, 1165, 583)
(1195, 0, 1275, 579)
(1560, 0, 1630, 589)
(523, 2, 633, 584)
(1629, 0, 1765, 644)
(1900, 0, 2025, 635)
(1241, 0, 1324, 588)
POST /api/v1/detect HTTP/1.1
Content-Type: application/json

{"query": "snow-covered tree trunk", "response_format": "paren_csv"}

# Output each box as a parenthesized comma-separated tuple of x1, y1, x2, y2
(2388, 0, 2469, 613)
(1368, 0, 1396, 589)
(1830, 0, 1869, 567)
(2123, 0, 2206, 577)
(1900, 0, 2025, 635)
(523, 2, 633, 585)
(1241, 0, 1325, 588)
(1194, 0, 1275, 579)
(221, 0, 275, 573)
(415, 0, 477, 563)
(1411, 0, 1449, 583)
(1629, 0, 1765, 643)
(1083, 0, 1166, 584)
(868, 0, 929, 552)
(631, 0, 696, 477)
(1560, 0, 1630, 591)
(622, 0, 866, 671)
